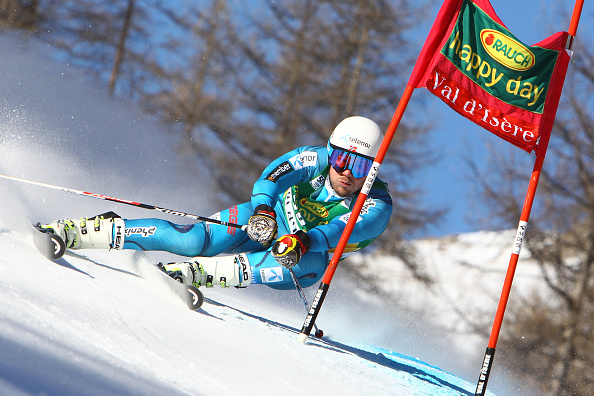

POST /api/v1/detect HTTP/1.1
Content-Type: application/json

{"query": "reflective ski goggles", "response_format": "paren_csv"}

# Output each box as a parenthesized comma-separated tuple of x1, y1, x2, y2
(328, 148, 374, 178)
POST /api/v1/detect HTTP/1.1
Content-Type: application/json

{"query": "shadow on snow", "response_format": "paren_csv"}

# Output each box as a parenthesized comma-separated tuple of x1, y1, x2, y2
(202, 298, 473, 396)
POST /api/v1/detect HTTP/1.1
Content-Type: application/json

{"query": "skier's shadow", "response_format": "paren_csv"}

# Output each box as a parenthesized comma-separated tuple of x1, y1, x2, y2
(48, 252, 140, 279)
(46, 256, 94, 278)
(200, 298, 473, 396)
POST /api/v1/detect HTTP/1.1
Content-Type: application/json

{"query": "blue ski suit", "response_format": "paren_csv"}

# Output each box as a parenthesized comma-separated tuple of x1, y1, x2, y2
(123, 146, 393, 289)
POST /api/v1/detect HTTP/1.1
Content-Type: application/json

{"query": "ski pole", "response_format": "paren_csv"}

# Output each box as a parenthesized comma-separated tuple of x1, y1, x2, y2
(289, 268, 323, 338)
(0, 174, 247, 230)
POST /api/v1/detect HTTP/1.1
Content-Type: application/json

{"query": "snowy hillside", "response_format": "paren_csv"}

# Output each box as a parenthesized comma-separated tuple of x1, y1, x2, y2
(350, 230, 543, 359)
(0, 33, 536, 395)
(0, 234, 496, 396)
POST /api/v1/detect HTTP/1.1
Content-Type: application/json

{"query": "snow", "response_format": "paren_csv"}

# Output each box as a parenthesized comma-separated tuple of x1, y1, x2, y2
(0, 33, 536, 395)
(350, 230, 545, 359)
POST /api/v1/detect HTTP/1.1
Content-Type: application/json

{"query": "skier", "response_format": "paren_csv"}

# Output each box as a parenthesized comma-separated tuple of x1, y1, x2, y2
(39, 116, 393, 290)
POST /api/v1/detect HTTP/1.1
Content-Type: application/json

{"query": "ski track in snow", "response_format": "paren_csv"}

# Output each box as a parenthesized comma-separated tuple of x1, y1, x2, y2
(0, 32, 535, 395)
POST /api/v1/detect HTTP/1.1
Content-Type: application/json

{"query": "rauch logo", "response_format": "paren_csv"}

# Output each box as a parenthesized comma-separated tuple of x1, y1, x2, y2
(480, 29, 535, 71)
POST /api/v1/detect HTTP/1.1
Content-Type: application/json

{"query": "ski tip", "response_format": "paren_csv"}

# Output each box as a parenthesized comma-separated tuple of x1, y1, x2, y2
(33, 224, 66, 260)
(185, 285, 204, 310)
(43, 234, 66, 260)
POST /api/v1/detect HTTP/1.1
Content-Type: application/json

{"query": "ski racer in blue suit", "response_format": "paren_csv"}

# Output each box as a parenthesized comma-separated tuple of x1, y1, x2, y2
(41, 116, 393, 290)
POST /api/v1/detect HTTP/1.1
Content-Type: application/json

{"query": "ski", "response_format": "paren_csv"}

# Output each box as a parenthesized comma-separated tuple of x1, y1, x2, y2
(32, 223, 66, 260)
(32, 223, 204, 310)
(155, 263, 204, 311)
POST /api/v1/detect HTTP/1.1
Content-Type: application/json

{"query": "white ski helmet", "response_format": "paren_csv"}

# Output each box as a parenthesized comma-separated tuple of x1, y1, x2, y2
(327, 116, 383, 160)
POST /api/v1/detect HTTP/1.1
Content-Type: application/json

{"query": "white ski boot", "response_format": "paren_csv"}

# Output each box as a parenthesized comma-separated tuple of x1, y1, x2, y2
(38, 211, 125, 250)
(162, 253, 252, 288)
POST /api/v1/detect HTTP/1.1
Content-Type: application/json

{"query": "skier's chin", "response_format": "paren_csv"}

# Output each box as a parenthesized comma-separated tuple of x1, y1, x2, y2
(333, 183, 357, 197)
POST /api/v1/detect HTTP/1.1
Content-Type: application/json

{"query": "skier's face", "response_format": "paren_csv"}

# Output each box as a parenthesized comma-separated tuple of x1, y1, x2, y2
(329, 165, 366, 197)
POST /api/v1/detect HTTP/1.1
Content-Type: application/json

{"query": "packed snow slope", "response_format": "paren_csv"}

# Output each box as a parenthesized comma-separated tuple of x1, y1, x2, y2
(0, 33, 536, 395)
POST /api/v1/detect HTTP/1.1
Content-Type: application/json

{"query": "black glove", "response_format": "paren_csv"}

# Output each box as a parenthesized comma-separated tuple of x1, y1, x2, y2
(246, 204, 278, 245)
(271, 230, 310, 269)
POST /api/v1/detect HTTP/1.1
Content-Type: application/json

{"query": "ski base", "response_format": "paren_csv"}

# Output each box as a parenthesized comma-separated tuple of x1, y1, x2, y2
(155, 263, 204, 310)
(33, 223, 66, 260)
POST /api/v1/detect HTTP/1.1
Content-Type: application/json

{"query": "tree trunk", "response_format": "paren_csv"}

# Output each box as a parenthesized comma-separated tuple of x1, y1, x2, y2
(109, 0, 135, 97)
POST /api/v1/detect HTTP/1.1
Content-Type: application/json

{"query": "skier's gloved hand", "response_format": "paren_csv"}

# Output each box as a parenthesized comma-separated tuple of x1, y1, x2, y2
(246, 204, 277, 246)
(271, 231, 310, 269)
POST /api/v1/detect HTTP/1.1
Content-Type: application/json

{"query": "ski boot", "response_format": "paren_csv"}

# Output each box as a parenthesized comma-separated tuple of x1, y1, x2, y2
(37, 211, 125, 250)
(161, 253, 252, 288)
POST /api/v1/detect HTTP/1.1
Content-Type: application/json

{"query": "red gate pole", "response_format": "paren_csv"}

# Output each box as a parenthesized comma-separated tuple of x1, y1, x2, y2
(475, 1, 584, 394)
(297, 84, 415, 343)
